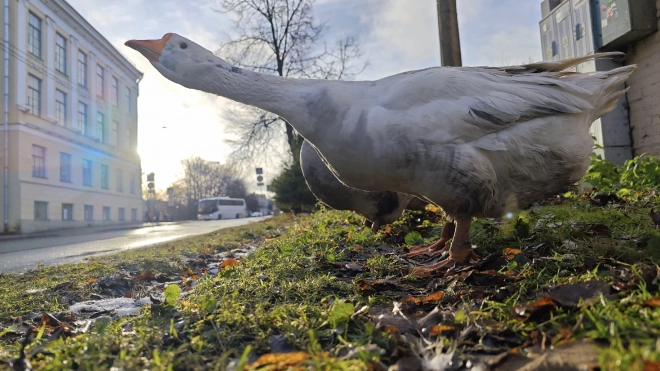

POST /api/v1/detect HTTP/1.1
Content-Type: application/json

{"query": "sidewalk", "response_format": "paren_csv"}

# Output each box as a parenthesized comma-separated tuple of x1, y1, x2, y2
(0, 220, 187, 242)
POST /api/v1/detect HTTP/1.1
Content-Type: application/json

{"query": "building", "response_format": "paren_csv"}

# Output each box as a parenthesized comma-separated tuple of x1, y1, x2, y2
(539, 0, 659, 164)
(0, 0, 143, 234)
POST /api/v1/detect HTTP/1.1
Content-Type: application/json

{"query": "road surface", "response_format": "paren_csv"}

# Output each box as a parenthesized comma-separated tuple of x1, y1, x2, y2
(0, 217, 270, 273)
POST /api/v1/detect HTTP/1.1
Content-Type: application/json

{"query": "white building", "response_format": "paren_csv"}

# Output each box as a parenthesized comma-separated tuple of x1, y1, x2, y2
(0, 0, 143, 234)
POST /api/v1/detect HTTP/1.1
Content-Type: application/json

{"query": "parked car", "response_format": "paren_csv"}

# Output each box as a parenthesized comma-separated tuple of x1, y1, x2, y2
(251, 211, 263, 217)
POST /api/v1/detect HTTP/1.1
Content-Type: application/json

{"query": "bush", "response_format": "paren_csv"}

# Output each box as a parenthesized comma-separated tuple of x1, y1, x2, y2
(583, 151, 660, 197)
(270, 161, 318, 214)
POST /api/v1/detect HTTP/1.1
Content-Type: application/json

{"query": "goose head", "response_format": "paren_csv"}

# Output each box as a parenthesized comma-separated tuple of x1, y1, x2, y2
(125, 33, 236, 90)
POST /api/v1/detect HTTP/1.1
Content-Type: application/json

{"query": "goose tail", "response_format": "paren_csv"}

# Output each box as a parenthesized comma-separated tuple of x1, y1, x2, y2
(580, 64, 637, 119)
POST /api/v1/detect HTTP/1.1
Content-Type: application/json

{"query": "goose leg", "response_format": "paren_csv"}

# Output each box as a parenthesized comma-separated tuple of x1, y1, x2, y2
(371, 220, 381, 233)
(410, 217, 478, 276)
(402, 221, 455, 258)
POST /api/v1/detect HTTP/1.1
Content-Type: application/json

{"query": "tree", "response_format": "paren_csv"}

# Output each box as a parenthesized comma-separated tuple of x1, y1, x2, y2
(217, 0, 367, 165)
(244, 193, 261, 213)
(180, 156, 243, 202)
(270, 160, 317, 213)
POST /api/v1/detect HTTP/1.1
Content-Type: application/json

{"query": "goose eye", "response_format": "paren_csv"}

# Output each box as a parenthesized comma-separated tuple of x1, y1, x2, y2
(179, 42, 188, 49)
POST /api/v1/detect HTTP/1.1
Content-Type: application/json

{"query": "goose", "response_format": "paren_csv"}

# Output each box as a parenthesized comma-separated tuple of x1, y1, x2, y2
(126, 33, 635, 275)
(301, 139, 426, 233)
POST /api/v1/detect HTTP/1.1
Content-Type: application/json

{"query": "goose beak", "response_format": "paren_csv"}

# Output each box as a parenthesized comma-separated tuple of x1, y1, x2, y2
(125, 33, 173, 63)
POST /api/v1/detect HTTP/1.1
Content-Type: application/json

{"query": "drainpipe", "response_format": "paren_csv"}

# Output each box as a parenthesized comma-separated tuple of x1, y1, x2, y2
(3, 0, 9, 233)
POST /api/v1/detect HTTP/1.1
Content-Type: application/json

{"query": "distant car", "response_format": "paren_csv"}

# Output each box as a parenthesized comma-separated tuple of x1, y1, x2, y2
(251, 211, 263, 217)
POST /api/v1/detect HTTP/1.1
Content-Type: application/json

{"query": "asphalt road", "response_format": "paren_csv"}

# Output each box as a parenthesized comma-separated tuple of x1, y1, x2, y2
(0, 217, 271, 273)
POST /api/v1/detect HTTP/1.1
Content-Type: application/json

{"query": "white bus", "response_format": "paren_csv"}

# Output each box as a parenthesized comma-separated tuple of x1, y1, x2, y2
(197, 197, 247, 220)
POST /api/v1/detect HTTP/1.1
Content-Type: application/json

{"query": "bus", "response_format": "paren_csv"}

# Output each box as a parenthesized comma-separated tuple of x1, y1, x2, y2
(197, 197, 247, 220)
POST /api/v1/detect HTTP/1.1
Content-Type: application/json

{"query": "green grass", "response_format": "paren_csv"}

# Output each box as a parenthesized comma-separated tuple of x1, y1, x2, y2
(0, 197, 659, 370)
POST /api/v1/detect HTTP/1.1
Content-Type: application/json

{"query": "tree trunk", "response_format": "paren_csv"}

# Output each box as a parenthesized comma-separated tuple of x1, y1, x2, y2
(284, 121, 303, 164)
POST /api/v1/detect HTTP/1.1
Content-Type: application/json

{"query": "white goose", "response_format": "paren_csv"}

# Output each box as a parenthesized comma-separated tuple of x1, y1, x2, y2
(126, 33, 635, 275)
(301, 139, 427, 233)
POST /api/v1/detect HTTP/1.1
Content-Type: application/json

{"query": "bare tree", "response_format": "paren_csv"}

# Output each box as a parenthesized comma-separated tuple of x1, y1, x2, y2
(179, 156, 245, 202)
(217, 0, 367, 165)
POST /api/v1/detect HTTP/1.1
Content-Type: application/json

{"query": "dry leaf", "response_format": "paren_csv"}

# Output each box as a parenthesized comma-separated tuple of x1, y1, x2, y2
(429, 325, 455, 336)
(168, 245, 175, 251)
(645, 360, 660, 371)
(382, 325, 399, 334)
(426, 205, 440, 213)
(421, 291, 445, 303)
(401, 297, 421, 305)
(220, 258, 240, 268)
(133, 270, 156, 281)
(503, 248, 523, 261)
(86, 278, 96, 285)
(643, 297, 660, 308)
(247, 352, 309, 370)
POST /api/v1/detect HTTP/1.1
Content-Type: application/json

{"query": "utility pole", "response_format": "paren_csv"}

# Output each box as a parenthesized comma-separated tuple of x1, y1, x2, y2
(436, 0, 462, 67)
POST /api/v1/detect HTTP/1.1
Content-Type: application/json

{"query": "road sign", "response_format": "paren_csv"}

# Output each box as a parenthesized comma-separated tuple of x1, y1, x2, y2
(257, 182, 264, 186)
(147, 182, 155, 189)
(147, 173, 155, 181)
(266, 185, 272, 192)
(256, 167, 263, 175)
(256, 175, 263, 182)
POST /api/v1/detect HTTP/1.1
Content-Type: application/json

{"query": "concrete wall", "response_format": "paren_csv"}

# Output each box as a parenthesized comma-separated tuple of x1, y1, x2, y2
(627, 1, 660, 155)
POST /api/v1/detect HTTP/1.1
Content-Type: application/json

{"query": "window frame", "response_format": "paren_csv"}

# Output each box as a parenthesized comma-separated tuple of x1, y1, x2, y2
(32, 144, 46, 178)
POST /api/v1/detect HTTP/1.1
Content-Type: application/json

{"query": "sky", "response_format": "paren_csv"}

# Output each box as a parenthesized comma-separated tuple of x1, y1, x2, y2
(66, 0, 543, 192)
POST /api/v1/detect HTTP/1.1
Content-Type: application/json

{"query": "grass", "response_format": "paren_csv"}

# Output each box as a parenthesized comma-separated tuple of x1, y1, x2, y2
(0, 195, 659, 370)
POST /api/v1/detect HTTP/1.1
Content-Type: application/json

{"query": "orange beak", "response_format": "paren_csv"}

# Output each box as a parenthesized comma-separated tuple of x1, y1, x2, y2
(125, 33, 173, 62)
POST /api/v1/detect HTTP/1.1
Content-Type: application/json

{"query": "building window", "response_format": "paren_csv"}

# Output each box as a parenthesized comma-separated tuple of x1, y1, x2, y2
(111, 121, 118, 146)
(32, 145, 46, 178)
(125, 87, 131, 113)
(28, 12, 42, 58)
(111, 77, 118, 106)
(55, 33, 67, 74)
(78, 101, 88, 134)
(131, 208, 137, 221)
(125, 128, 131, 150)
(34, 201, 48, 221)
(62, 203, 73, 221)
(82, 159, 92, 186)
(59, 152, 71, 182)
(84, 205, 93, 221)
(129, 173, 136, 194)
(103, 206, 111, 221)
(27, 74, 41, 116)
(55, 89, 66, 126)
(118, 207, 125, 221)
(96, 65, 104, 97)
(101, 164, 109, 189)
(97, 112, 105, 143)
(116, 169, 123, 192)
(77, 50, 87, 87)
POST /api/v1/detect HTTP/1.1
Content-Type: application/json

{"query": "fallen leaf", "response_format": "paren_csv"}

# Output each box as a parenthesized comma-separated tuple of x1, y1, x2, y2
(547, 280, 612, 307)
(645, 360, 660, 371)
(168, 245, 175, 251)
(421, 291, 445, 303)
(514, 296, 556, 319)
(247, 352, 309, 370)
(426, 205, 440, 214)
(401, 297, 421, 305)
(429, 325, 455, 336)
(86, 278, 96, 285)
(589, 223, 610, 237)
(651, 209, 660, 228)
(382, 325, 399, 334)
(643, 297, 660, 308)
(132, 270, 156, 281)
(220, 259, 240, 268)
(503, 248, 523, 261)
